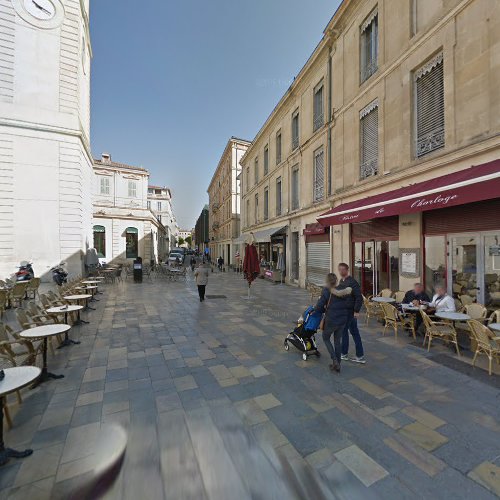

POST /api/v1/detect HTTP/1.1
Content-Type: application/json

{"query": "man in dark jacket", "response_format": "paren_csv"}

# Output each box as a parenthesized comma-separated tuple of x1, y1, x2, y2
(402, 283, 430, 332)
(315, 273, 353, 372)
(337, 263, 365, 364)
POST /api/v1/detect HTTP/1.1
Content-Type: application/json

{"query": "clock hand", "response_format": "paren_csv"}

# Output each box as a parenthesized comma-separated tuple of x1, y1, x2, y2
(32, 0, 51, 15)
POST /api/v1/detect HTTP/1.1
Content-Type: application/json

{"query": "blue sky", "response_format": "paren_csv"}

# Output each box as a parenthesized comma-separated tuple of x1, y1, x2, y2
(89, 0, 341, 229)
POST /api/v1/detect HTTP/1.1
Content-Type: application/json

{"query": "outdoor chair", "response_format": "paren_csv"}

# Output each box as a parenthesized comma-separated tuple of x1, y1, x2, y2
(487, 310, 500, 324)
(459, 294, 474, 306)
(454, 298, 464, 312)
(26, 277, 40, 300)
(380, 302, 415, 340)
(421, 310, 460, 355)
(464, 303, 488, 322)
(394, 291, 406, 303)
(0, 353, 18, 429)
(143, 266, 152, 281)
(0, 322, 42, 369)
(379, 288, 393, 298)
(467, 319, 500, 376)
(10, 282, 27, 308)
(363, 295, 381, 325)
(0, 289, 7, 319)
(307, 283, 323, 302)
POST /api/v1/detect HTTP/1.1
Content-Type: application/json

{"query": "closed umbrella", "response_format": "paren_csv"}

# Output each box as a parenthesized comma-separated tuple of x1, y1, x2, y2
(276, 251, 285, 284)
(243, 243, 259, 299)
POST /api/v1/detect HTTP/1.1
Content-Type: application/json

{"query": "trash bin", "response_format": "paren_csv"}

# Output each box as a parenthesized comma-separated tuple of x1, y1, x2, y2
(133, 257, 143, 283)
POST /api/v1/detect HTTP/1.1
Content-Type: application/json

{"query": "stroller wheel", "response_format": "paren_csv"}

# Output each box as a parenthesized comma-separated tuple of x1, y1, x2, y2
(284, 342, 289, 351)
(302, 353, 307, 361)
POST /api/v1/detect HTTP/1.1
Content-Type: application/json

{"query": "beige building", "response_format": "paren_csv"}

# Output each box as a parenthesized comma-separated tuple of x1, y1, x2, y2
(208, 137, 251, 265)
(241, 0, 500, 309)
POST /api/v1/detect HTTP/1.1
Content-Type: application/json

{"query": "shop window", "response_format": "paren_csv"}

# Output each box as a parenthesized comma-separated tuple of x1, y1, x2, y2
(125, 227, 138, 258)
(424, 235, 446, 297)
(360, 100, 379, 179)
(360, 8, 378, 83)
(415, 53, 444, 158)
(93, 225, 105, 258)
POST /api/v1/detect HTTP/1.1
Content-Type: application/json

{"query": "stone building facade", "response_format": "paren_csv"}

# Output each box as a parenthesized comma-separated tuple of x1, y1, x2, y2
(241, 0, 500, 306)
(208, 137, 250, 265)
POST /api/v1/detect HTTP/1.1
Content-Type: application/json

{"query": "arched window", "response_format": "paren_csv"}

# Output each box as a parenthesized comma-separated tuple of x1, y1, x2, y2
(93, 225, 106, 258)
(125, 227, 138, 258)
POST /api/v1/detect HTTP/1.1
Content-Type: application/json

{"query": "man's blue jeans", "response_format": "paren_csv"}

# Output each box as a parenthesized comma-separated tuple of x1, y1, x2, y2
(342, 316, 364, 357)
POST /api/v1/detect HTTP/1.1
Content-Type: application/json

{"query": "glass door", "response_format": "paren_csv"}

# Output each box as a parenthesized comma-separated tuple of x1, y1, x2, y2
(449, 235, 479, 301)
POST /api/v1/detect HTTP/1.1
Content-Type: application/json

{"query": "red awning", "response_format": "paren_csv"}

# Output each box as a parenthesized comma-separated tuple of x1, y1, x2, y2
(303, 223, 328, 236)
(318, 159, 500, 226)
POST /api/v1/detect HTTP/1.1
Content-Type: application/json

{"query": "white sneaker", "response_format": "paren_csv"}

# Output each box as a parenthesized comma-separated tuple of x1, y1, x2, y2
(341, 354, 349, 361)
(351, 356, 366, 364)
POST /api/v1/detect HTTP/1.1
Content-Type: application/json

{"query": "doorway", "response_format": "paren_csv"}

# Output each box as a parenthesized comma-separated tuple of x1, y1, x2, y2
(352, 240, 399, 296)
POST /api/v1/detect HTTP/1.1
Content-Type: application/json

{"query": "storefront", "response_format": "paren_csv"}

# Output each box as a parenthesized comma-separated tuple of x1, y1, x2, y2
(246, 226, 287, 282)
(304, 223, 330, 286)
(318, 159, 500, 306)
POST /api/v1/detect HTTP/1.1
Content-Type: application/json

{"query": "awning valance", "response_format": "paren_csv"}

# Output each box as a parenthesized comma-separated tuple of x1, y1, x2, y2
(303, 223, 328, 236)
(318, 159, 500, 226)
(93, 225, 105, 233)
(251, 226, 288, 243)
(126, 227, 138, 234)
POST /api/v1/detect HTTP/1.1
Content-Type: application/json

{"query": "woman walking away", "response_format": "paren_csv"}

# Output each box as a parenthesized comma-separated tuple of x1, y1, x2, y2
(190, 255, 196, 272)
(315, 273, 352, 373)
(194, 262, 210, 302)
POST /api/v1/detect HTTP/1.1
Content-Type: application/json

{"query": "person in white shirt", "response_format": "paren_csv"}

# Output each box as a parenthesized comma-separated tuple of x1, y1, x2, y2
(425, 285, 456, 313)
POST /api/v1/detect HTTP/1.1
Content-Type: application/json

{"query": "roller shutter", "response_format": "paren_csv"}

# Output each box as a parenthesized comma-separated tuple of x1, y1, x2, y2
(306, 242, 330, 286)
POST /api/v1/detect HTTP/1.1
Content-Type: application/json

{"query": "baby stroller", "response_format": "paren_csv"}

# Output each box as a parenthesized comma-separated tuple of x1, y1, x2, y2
(284, 306, 322, 361)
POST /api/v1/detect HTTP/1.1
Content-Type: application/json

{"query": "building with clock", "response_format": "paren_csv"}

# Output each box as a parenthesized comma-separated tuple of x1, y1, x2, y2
(0, 0, 93, 279)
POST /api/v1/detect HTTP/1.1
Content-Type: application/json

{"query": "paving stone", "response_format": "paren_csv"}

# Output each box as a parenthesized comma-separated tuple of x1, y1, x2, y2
(468, 462, 500, 497)
(398, 422, 449, 452)
(174, 375, 198, 392)
(253, 393, 281, 411)
(75, 390, 104, 407)
(401, 405, 446, 429)
(249, 365, 270, 378)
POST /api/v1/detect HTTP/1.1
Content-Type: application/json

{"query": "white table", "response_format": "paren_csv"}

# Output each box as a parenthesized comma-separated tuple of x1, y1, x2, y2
(372, 297, 396, 303)
(488, 322, 500, 332)
(20, 325, 70, 379)
(0, 366, 41, 465)
(47, 304, 87, 329)
(81, 284, 99, 302)
(64, 294, 94, 311)
(435, 312, 471, 322)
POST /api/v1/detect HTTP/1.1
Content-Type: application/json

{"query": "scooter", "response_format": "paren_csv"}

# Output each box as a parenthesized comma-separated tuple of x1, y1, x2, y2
(51, 262, 68, 286)
(14, 261, 34, 282)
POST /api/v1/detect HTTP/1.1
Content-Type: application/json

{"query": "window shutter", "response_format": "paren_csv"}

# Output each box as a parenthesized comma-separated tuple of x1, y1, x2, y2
(360, 102, 378, 179)
(313, 149, 324, 202)
(415, 54, 444, 158)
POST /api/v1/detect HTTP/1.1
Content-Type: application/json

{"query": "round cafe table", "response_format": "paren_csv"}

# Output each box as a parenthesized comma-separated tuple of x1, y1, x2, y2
(488, 323, 500, 332)
(435, 312, 471, 322)
(46, 304, 87, 331)
(65, 294, 94, 312)
(81, 282, 99, 302)
(20, 325, 69, 380)
(0, 366, 41, 465)
(372, 297, 396, 303)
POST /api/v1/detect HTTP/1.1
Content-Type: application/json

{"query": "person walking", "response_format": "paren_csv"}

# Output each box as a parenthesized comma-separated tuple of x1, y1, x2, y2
(190, 255, 196, 272)
(337, 263, 365, 364)
(315, 273, 353, 373)
(194, 262, 210, 302)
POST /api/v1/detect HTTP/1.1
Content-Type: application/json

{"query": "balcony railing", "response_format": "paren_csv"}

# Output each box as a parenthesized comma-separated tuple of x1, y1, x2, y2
(313, 113, 324, 132)
(416, 127, 445, 158)
(360, 159, 378, 179)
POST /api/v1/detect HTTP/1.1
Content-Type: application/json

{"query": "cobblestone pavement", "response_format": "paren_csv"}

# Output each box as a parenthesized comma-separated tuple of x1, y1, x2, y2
(1, 269, 499, 499)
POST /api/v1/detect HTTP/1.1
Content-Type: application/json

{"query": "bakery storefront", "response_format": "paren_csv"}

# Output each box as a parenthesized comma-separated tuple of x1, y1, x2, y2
(318, 160, 500, 308)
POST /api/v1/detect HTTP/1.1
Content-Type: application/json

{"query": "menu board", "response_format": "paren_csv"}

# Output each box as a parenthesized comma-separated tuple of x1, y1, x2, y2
(401, 252, 417, 275)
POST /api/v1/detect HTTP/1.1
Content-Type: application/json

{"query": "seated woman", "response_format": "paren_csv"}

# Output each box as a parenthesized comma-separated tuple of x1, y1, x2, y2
(423, 284, 456, 314)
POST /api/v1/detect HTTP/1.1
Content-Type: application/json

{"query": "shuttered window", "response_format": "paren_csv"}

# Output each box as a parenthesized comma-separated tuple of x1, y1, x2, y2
(128, 181, 137, 198)
(276, 177, 282, 216)
(415, 53, 444, 158)
(264, 146, 269, 175)
(254, 193, 259, 224)
(313, 148, 325, 202)
(100, 176, 110, 195)
(292, 110, 299, 150)
(313, 83, 324, 132)
(360, 101, 379, 179)
(254, 158, 259, 184)
(291, 166, 300, 211)
(276, 131, 282, 165)
(264, 187, 269, 220)
(360, 9, 378, 83)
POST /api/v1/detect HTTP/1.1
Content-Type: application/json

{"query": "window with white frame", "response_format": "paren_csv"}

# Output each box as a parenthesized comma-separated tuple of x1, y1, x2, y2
(313, 82, 324, 132)
(147, 201, 151, 210)
(414, 53, 444, 158)
(313, 147, 325, 202)
(292, 109, 300, 150)
(157, 201, 162, 211)
(128, 180, 137, 198)
(254, 193, 259, 224)
(264, 187, 269, 220)
(100, 176, 110, 195)
(360, 100, 379, 179)
(254, 158, 259, 184)
(276, 177, 282, 216)
(264, 146, 269, 175)
(276, 131, 282, 165)
(291, 165, 300, 211)
(360, 8, 378, 83)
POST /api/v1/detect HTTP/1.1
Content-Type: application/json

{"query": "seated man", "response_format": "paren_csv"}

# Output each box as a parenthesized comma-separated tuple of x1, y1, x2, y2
(402, 283, 430, 333)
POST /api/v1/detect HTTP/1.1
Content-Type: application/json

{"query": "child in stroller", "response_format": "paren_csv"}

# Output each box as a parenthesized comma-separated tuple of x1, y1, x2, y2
(284, 305, 323, 361)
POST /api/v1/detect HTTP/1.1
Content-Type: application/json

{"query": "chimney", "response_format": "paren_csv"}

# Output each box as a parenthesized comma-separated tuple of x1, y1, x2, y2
(101, 153, 111, 164)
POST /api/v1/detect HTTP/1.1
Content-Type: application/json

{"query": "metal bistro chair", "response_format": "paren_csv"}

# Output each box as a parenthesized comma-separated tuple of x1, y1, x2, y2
(421, 310, 460, 355)
(467, 319, 500, 376)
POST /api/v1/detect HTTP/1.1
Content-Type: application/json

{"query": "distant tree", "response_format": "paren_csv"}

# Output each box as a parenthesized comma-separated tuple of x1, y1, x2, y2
(185, 236, 192, 247)
(178, 237, 185, 246)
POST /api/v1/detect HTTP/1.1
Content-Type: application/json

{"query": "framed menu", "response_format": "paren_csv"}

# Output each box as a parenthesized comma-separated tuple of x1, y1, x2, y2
(400, 249, 420, 278)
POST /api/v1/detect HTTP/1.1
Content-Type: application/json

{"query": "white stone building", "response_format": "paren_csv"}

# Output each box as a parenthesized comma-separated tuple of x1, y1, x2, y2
(147, 185, 178, 251)
(93, 154, 167, 265)
(0, 0, 93, 280)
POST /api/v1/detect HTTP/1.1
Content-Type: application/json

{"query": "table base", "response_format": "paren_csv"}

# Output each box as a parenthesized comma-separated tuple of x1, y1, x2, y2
(74, 318, 89, 326)
(57, 338, 81, 349)
(31, 370, 65, 388)
(0, 447, 33, 466)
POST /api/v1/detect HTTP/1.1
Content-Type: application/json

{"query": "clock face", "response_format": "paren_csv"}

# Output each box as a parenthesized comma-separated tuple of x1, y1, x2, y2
(23, 0, 55, 20)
